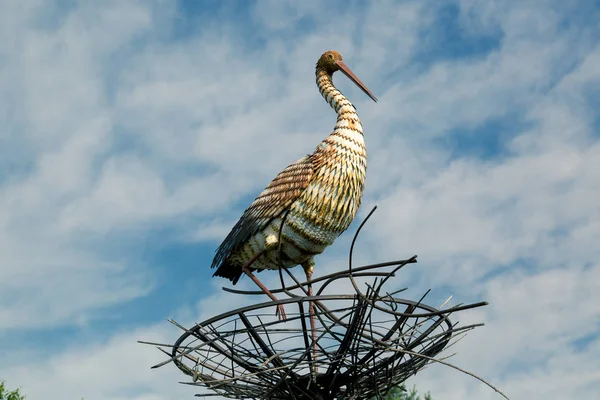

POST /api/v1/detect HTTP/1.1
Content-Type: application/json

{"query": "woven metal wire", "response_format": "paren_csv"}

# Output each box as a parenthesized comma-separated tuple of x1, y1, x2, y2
(142, 254, 487, 399)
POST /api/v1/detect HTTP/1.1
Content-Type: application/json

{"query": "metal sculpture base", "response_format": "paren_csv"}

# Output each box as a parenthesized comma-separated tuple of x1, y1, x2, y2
(141, 256, 488, 399)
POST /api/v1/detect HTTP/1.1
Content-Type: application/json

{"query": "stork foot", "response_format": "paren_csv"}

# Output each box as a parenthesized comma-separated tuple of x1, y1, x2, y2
(241, 259, 288, 322)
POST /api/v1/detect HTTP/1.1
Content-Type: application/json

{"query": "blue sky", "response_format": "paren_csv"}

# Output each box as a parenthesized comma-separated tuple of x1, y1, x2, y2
(1, 0, 600, 399)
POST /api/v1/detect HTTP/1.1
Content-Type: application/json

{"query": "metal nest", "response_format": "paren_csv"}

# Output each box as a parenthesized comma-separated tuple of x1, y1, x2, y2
(141, 207, 504, 399)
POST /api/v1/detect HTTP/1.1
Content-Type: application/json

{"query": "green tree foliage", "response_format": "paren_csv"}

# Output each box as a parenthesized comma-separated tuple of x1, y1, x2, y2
(0, 381, 25, 400)
(373, 383, 433, 400)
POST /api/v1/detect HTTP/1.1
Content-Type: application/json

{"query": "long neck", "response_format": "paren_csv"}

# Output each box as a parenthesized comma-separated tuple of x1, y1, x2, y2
(315, 69, 365, 137)
(316, 69, 355, 113)
(311, 69, 367, 232)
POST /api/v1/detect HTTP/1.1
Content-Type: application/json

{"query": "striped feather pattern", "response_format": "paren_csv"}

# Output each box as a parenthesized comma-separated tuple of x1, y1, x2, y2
(212, 65, 367, 283)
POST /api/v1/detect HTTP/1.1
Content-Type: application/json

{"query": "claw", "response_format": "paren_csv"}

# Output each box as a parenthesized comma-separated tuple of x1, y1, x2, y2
(241, 252, 288, 322)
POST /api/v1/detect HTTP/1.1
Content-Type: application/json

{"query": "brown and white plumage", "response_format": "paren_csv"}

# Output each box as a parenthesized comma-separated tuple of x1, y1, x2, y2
(211, 50, 377, 292)
(211, 155, 315, 284)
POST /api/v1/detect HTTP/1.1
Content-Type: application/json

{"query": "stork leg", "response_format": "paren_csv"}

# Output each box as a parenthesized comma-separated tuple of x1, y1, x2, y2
(242, 264, 286, 320)
(242, 235, 286, 320)
(302, 260, 318, 373)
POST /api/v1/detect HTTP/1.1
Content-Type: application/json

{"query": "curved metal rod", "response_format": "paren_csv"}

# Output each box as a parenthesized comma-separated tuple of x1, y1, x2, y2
(372, 255, 418, 300)
(223, 272, 480, 324)
(316, 257, 415, 297)
(170, 295, 487, 357)
(314, 272, 401, 296)
(297, 294, 456, 384)
(385, 347, 510, 400)
(221, 257, 417, 295)
(336, 256, 424, 321)
(347, 205, 378, 298)
(363, 296, 488, 321)
(161, 295, 487, 386)
(224, 272, 394, 296)
(162, 296, 489, 398)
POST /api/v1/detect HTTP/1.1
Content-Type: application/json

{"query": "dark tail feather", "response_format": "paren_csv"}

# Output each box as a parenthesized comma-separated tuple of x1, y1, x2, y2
(212, 262, 242, 285)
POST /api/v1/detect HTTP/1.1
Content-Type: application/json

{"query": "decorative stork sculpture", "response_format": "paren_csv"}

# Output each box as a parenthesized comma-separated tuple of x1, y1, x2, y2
(211, 50, 377, 328)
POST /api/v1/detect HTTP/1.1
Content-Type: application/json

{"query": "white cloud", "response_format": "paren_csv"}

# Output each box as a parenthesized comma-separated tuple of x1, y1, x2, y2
(1, 323, 196, 400)
(409, 261, 600, 399)
(1, 0, 599, 399)
(0, 1, 158, 331)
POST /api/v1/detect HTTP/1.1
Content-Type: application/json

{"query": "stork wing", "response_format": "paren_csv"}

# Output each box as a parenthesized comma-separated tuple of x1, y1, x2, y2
(211, 154, 315, 270)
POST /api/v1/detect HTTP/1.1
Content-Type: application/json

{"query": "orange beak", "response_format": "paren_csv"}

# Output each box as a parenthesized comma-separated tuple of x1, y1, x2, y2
(337, 61, 378, 102)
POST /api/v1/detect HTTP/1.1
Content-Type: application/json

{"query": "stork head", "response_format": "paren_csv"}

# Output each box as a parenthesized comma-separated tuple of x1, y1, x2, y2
(316, 50, 377, 102)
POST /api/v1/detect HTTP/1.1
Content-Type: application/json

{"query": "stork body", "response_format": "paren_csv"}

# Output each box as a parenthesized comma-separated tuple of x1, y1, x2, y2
(213, 82, 367, 281)
(211, 50, 377, 316)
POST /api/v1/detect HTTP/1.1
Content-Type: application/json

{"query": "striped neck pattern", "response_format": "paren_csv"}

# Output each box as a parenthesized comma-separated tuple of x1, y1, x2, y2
(315, 69, 359, 118)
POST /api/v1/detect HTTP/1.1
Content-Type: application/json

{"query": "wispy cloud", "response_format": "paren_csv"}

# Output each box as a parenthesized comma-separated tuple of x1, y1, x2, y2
(1, 0, 599, 399)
